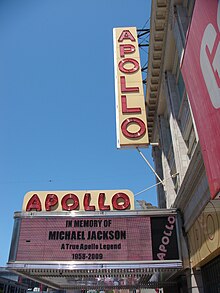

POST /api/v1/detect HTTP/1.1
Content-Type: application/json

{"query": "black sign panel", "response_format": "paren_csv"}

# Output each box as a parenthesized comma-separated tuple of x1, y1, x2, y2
(151, 216, 179, 260)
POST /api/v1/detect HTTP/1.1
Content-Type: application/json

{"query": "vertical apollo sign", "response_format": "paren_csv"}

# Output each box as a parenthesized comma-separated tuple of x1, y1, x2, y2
(113, 27, 149, 148)
(181, 0, 220, 198)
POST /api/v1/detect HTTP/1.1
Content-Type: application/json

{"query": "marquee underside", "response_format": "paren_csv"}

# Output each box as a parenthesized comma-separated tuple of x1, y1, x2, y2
(7, 262, 182, 290)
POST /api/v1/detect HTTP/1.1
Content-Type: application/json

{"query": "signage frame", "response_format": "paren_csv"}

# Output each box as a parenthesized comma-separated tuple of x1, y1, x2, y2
(113, 27, 149, 148)
(22, 190, 135, 212)
(8, 209, 182, 268)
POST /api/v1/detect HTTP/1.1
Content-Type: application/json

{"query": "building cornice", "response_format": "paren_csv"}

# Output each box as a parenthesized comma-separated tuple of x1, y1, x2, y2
(146, 0, 170, 141)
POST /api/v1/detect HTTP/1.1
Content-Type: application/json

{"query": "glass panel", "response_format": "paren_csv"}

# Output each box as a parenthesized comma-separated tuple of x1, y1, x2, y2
(177, 71, 185, 104)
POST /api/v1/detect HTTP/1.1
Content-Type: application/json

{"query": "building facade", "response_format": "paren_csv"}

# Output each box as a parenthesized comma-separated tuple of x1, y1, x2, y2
(147, 0, 220, 292)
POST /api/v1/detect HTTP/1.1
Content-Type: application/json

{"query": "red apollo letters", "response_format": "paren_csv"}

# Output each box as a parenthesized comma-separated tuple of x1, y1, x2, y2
(26, 192, 131, 212)
(117, 29, 146, 139)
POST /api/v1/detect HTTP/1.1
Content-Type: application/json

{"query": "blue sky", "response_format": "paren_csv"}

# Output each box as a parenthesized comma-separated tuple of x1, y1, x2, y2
(0, 0, 154, 266)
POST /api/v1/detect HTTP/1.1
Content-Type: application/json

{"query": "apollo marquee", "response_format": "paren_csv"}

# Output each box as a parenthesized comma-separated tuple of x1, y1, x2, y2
(7, 189, 182, 290)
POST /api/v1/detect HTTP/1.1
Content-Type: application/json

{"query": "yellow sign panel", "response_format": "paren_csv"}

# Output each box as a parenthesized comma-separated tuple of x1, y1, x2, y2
(188, 200, 220, 267)
(22, 190, 135, 212)
(113, 27, 149, 148)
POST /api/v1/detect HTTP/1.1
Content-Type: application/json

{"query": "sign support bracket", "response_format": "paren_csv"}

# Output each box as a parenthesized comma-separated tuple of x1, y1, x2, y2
(136, 147, 164, 186)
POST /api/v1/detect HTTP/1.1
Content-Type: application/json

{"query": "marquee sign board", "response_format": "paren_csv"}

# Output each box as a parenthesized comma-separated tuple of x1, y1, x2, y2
(9, 210, 180, 264)
(8, 210, 182, 290)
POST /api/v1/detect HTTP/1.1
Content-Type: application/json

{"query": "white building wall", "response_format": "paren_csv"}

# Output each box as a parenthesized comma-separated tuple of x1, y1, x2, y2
(164, 71, 190, 183)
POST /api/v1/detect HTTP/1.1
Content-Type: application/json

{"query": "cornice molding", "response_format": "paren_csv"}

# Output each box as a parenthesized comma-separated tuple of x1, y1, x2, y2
(146, 0, 170, 141)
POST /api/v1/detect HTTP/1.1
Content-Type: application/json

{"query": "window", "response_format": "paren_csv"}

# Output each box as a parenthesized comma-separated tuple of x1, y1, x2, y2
(163, 120, 179, 192)
(174, 54, 197, 159)
(177, 71, 185, 104)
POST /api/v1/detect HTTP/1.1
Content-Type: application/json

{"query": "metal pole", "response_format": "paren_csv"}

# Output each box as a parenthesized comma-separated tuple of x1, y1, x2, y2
(136, 147, 164, 185)
(135, 173, 179, 196)
(135, 181, 162, 196)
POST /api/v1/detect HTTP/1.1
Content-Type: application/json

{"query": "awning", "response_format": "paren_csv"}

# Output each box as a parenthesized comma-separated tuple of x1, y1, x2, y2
(7, 263, 182, 290)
